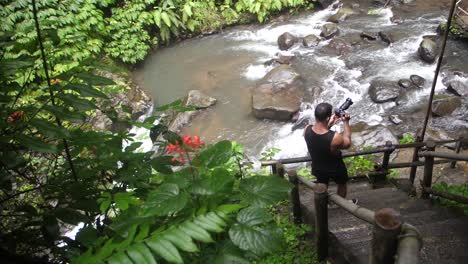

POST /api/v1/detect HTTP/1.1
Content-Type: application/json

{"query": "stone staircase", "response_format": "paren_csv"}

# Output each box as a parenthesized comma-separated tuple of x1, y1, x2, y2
(299, 180, 468, 264)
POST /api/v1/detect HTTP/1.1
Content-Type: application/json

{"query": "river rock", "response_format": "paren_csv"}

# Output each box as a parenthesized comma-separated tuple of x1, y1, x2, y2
(352, 124, 398, 147)
(323, 38, 351, 56)
(410, 74, 426, 88)
(360, 31, 378, 41)
(447, 81, 468, 96)
(368, 80, 402, 103)
(303, 34, 321, 47)
(327, 7, 356, 23)
(252, 65, 304, 121)
(320, 23, 339, 39)
(389, 114, 403, 125)
(390, 15, 403, 24)
(379, 31, 394, 45)
(418, 38, 437, 63)
(277, 32, 298, 51)
(432, 96, 462, 117)
(398, 79, 414, 89)
(186, 90, 217, 109)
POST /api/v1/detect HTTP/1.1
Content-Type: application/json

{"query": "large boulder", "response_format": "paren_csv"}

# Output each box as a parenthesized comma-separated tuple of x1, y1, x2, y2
(418, 38, 438, 63)
(447, 80, 468, 96)
(398, 79, 415, 89)
(410, 74, 426, 88)
(360, 31, 378, 41)
(320, 23, 339, 39)
(252, 65, 304, 121)
(303, 34, 321, 47)
(379, 31, 394, 45)
(352, 123, 398, 147)
(327, 7, 356, 23)
(432, 96, 462, 116)
(277, 32, 298, 51)
(368, 80, 402, 103)
(186, 90, 217, 109)
(323, 37, 351, 56)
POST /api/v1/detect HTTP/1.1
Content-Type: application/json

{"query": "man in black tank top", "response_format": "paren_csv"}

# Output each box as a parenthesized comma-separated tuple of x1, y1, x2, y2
(303, 102, 352, 198)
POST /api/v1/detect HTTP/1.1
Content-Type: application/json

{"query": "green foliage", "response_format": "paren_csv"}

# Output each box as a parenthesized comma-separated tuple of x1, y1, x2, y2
(399, 133, 415, 144)
(433, 182, 468, 214)
(260, 147, 281, 161)
(1, 2, 294, 262)
(297, 167, 315, 181)
(344, 151, 375, 176)
(388, 169, 399, 179)
(253, 202, 318, 264)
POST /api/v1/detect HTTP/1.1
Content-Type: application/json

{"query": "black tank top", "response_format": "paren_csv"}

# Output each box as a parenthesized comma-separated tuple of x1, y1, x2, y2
(304, 126, 347, 177)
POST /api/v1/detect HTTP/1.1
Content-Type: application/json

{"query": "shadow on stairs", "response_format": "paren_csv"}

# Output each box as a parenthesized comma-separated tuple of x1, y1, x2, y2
(298, 180, 468, 264)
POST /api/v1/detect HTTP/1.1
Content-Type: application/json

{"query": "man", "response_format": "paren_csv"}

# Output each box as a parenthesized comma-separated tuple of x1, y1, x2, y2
(303, 102, 352, 199)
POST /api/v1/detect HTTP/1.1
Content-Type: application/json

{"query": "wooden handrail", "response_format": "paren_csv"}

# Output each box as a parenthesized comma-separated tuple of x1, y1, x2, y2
(261, 138, 465, 167)
(297, 176, 375, 223)
(419, 151, 468, 161)
(396, 224, 423, 264)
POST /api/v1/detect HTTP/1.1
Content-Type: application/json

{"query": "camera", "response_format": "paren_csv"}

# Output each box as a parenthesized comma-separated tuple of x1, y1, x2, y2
(335, 98, 353, 117)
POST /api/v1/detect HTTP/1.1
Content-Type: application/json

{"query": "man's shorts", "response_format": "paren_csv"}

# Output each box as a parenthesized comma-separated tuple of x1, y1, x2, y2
(314, 171, 349, 185)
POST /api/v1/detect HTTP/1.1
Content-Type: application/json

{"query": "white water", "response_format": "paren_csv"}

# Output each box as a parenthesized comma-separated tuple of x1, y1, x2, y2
(136, 0, 467, 163)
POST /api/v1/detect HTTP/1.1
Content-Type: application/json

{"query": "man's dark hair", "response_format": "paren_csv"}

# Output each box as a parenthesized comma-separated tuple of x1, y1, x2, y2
(315, 102, 332, 122)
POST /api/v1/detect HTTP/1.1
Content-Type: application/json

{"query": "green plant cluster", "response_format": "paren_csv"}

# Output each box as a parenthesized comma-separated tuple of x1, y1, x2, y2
(253, 202, 318, 264)
(399, 133, 415, 144)
(1, 0, 315, 64)
(1, 1, 295, 263)
(433, 182, 468, 214)
(344, 150, 375, 176)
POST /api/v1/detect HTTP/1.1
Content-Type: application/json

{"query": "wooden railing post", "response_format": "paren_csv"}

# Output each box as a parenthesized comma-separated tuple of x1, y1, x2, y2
(314, 183, 328, 261)
(370, 208, 402, 264)
(287, 170, 302, 225)
(378, 141, 395, 181)
(272, 163, 277, 175)
(450, 136, 463, 168)
(409, 135, 423, 184)
(276, 162, 285, 179)
(422, 141, 436, 199)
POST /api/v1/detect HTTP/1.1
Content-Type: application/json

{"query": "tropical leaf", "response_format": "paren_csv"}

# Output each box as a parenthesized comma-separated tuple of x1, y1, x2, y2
(229, 206, 283, 256)
(238, 175, 291, 207)
(195, 140, 232, 168)
(142, 184, 188, 217)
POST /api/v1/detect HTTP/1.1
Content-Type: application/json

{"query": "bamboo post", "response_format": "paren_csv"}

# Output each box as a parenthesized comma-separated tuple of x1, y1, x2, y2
(276, 162, 285, 179)
(422, 141, 436, 199)
(450, 136, 463, 168)
(287, 170, 302, 225)
(378, 141, 395, 181)
(272, 163, 277, 175)
(409, 135, 423, 184)
(314, 183, 328, 261)
(370, 208, 402, 264)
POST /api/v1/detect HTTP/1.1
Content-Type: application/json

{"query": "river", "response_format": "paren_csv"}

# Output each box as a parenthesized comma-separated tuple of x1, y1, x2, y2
(133, 0, 468, 161)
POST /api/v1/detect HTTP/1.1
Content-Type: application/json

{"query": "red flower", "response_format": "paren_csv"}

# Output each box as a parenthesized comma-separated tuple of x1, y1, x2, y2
(51, 78, 61, 84)
(8, 111, 24, 123)
(181, 135, 204, 149)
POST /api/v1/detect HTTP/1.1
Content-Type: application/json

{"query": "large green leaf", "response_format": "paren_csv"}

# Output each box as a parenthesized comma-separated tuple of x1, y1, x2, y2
(59, 93, 97, 111)
(127, 243, 156, 264)
(16, 134, 58, 154)
(44, 105, 86, 122)
(76, 72, 115, 86)
(65, 83, 108, 98)
(30, 118, 69, 139)
(239, 176, 291, 207)
(150, 155, 173, 174)
(212, 241, 249, 264)
(229, 207, 283, 256)
(146, 237, 183, 264)
(195, 140, 233, 168)
(142, 184, 188, 217)
(191, 168, 234, 195)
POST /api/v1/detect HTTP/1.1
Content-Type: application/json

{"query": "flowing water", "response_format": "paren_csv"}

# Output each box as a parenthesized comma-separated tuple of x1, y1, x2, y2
(134, 0, 468, 161)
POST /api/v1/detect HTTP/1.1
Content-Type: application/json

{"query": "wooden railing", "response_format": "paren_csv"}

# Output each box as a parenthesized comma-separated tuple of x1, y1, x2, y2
(266, 137, 466, 263)
(283, 169, 422, 263)
(262, 137, 465, 185)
